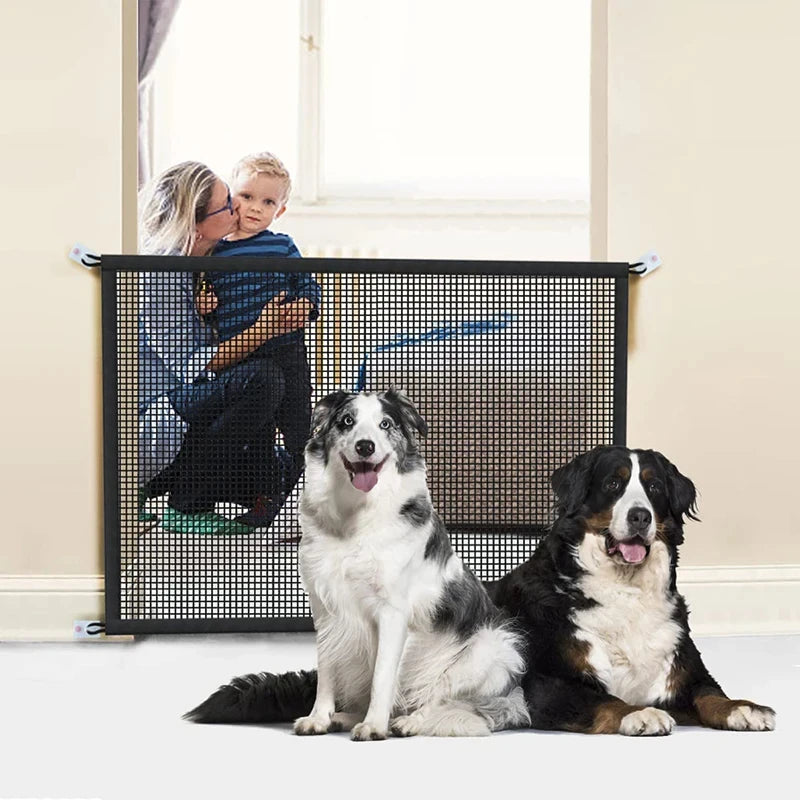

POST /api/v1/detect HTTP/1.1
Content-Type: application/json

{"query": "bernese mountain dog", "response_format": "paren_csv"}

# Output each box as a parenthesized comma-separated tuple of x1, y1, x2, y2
(488, 445, 776, 736)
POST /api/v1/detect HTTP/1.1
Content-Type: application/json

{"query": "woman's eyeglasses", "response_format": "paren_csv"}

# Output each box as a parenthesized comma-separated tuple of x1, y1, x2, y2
(205, 188, 234, 217)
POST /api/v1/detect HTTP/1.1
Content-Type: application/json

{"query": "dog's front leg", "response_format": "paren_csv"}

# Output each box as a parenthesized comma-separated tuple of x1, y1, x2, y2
(351, 606, 408, 741)
(670, 636, 776, 731)
(294, 593, 337, 735)
(691, 687, 776, 731)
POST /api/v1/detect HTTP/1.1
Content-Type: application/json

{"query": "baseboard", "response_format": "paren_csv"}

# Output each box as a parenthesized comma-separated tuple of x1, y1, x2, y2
(2, 567, 799, 640)
(677, 565, 800, 636)
(0, 575, 105, 641)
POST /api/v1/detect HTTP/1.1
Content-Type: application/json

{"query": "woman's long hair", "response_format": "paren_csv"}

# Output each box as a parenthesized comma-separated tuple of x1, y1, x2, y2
(138, 161, 217, 256)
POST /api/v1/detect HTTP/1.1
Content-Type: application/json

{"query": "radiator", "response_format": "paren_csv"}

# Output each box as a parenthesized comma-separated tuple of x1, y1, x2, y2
(301, 244, 381, 259)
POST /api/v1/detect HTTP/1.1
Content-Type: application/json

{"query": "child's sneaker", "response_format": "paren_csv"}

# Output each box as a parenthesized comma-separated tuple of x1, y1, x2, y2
(235, 496, 301, 543)
(161, 507, 251, 536)
(235, 495, 283, 529)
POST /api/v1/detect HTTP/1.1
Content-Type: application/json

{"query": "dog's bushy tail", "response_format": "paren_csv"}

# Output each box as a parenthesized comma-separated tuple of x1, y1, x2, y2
(184, 669, 317, 724)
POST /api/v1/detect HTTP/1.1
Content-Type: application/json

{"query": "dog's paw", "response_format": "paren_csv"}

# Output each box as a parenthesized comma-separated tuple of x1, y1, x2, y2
(725, 702, 776, 732)
(619, 707, 675, 736)
(390, 715, 420, 738)
(351, 721, 387, 741)
(294, 714, 331, 736)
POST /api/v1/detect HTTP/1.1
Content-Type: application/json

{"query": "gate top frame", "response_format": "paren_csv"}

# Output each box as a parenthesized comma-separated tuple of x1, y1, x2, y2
(101, 254, 630, 277)
(102, 256, 629, 635)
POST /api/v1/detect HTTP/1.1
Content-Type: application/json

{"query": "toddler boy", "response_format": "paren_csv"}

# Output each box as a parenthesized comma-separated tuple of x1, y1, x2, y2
(205, 152, 321, 528)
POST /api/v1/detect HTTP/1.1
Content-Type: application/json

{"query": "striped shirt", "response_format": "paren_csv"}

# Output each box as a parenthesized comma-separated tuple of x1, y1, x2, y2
(209, 230, 321, 344)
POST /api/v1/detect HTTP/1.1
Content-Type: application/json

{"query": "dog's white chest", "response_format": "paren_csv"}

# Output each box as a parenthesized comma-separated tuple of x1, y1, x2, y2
(572, 539, 682, 706)
(299, 517, 417, 618)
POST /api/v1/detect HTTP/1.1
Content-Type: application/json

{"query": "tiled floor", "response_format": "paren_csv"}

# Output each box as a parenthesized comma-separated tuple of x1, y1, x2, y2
(2, 633, 796, 799)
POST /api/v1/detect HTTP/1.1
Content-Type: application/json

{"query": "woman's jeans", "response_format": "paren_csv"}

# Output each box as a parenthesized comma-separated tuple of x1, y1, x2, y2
(150, 339, 312, 514)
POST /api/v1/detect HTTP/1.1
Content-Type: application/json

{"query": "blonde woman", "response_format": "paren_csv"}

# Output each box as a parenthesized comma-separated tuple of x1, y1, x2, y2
(138, 161, 301, 535)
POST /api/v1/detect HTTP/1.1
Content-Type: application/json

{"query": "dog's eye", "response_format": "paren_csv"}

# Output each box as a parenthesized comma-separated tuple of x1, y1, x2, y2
(606, 479, 621, 492)
(342, 414, 354, 427)
(648, 481, 661, 494)
(379, 418, 393, 430)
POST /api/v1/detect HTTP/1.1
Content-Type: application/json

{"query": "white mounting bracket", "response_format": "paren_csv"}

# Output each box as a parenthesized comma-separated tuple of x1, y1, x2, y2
(629, 250, 662, 277)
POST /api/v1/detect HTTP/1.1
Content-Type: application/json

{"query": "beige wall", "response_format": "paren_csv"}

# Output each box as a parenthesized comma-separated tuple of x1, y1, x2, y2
(0, 1, 127, 578)
(607, 0, 800, 565)
(1, 1, 797, 638)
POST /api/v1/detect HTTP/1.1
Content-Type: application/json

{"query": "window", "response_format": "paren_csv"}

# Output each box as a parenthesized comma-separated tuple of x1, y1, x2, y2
(151, 1, 301, 183)
(150, 0, 590, 207)
(321, 1, 590, 201)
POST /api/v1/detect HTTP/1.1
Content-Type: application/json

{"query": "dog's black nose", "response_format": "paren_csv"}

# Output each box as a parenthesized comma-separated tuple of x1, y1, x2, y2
(627, 507, 652, 530)
(355, 439, 375, 457)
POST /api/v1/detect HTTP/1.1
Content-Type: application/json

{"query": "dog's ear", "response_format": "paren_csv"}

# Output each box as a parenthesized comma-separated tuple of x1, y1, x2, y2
(551, 447, 607, 517)
(383, 387, 428, 439)
(652, 451, 700, 524)
(311, 390, 351, 436)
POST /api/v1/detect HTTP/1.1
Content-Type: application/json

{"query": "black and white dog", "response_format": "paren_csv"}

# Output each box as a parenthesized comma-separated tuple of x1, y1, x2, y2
(489, 446, 776, 735)
(186, 389, 528, 739)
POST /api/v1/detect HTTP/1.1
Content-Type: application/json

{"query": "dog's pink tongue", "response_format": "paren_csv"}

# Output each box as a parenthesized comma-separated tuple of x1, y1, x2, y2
(352, 470, 378, 493)
(619, 541, 647, 564)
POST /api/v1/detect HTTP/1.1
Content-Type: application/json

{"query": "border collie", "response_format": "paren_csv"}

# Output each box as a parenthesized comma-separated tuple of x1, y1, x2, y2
(186, 389, 528, 740)
(488, 446, 776, 735)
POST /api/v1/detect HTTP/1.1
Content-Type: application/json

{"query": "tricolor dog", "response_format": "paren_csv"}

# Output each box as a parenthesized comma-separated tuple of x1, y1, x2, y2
(489, 446, 776, 735)
(186, 389, 528, 739)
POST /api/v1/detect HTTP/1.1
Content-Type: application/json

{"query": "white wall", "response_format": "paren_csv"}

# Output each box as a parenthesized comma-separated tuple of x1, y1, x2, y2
(607, 0, 800, 567)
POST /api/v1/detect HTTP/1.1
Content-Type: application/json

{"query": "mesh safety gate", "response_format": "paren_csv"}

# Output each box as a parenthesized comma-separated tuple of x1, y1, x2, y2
(103, 256, 628, 633)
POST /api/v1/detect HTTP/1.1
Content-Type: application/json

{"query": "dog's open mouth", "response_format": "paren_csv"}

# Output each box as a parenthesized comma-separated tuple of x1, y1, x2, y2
(341, 454, 388, 493)
(605, 533, 650, 565)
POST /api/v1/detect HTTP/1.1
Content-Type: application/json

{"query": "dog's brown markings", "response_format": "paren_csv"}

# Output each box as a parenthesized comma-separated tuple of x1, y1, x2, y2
(585, 510, 612, 534)
(666, 658, 690, 698)
(617, 465, 631, 481)
(694, 694, 737, 728)
(654, 522, 671, 544)
(587, 700, 643, 734)
(640, 467, 654, 482)
(694, 693, 773, 729)
(562, 638, 593, 677)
